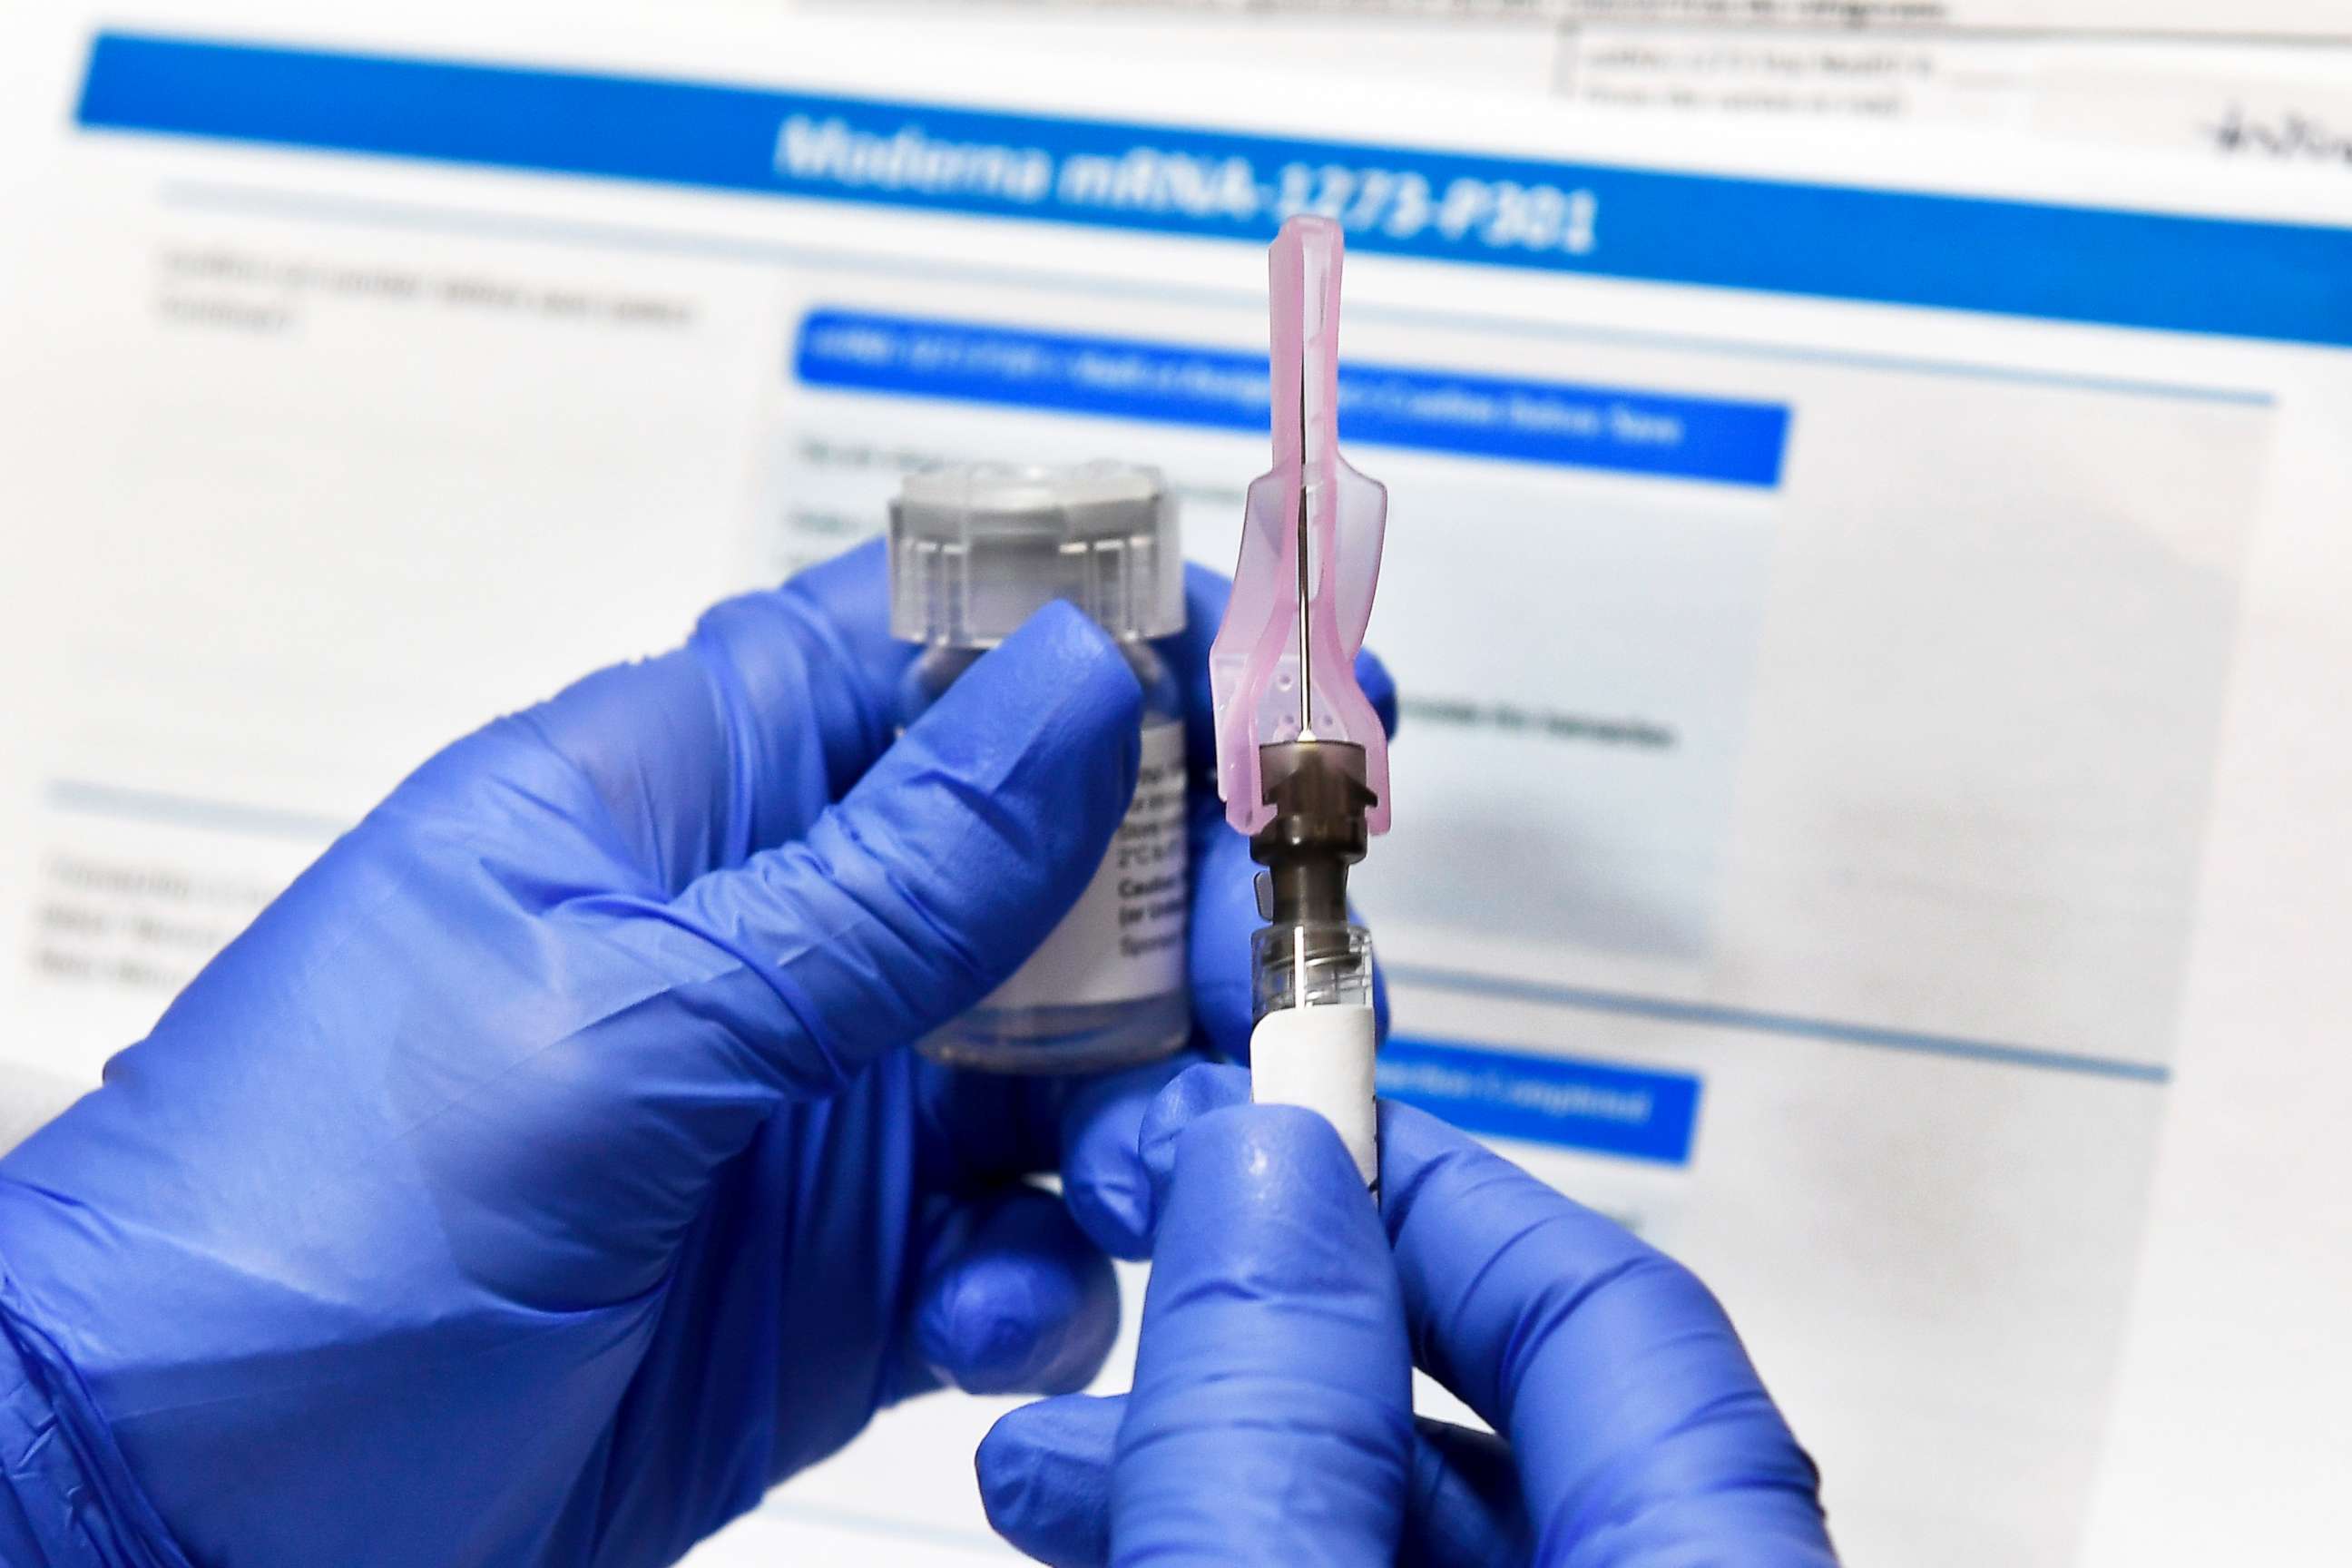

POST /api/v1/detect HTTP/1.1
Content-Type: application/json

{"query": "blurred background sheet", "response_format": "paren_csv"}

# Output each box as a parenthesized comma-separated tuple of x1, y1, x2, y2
(2, 3, 2348, 1564)
(789, 0, 2352, 164)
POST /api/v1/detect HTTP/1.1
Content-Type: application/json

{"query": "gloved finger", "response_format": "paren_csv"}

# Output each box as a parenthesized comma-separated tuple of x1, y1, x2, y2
(905, 1060, 1069, 1199)
(1409, 1418, 1533, 1567)
(1063, 1060, 1254, 1256)
(1134, 1061, 1250, 1182)
(1379, 1102, 1836, 1563)
(1185, 794, 1260, 1061)
(1054, 1050, 1208, 1260)
(1125, 1073, 1828, 1559)
(895, 1049, 1203, 1262)
(1360, 647, 1399, 741)
(978, 1393, 1121, 1568)
(910, 1186, 1121, 1398)
(980, 1397, 1529, 1568)
(1112, 1102, 1414, 1564)
(590, 600, 1142, 1105)
(520, 539, 912, 890)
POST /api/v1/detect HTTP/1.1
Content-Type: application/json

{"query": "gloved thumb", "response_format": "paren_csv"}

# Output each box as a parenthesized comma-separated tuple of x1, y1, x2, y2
(404, 600, 1142, 1308)
(635, 600, 1143, 1099)
(1094, 1103, 1414, 1565)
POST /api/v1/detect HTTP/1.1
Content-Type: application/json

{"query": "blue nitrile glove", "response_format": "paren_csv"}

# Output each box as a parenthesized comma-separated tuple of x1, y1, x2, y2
(978, 1064, 1839, 1566)
(0, 543, 1392, 1568)
(1024, 1100, 1417, 1566)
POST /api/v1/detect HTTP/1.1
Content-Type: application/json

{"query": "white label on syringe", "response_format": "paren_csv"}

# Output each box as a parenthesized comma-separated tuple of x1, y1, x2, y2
(1251, 1004, 1379, 1190)
(984, 720, 1188, 1009)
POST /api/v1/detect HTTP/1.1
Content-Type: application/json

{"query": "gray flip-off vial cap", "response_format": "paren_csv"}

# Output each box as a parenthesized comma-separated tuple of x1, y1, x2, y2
(890, 461, 1186, 646)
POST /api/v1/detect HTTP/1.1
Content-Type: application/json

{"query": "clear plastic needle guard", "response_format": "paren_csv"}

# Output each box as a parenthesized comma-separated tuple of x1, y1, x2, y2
(1210, 216, 1389, 1193)
(1210, 218, 1391, 834)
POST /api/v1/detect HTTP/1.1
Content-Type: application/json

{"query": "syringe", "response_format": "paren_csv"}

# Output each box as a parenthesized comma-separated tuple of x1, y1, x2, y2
(1208, 216, 1391, 1193)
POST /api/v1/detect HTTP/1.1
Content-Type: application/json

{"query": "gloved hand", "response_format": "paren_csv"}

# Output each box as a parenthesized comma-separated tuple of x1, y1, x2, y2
(1007, 1096, 1417, 1567)
(977, 1064, 1839, 1566)
(0, 542, 1387, 1568)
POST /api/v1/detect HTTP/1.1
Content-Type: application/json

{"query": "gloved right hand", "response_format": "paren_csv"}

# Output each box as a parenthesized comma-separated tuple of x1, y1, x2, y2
(979, 1063, 1840, 1566)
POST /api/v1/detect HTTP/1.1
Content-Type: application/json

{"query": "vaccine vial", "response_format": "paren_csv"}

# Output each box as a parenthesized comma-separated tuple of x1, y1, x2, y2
(890, 461, 1191, 1073)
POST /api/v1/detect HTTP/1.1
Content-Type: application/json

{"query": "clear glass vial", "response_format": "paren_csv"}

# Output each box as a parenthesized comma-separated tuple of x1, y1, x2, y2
(891, 460, 1191, 1073)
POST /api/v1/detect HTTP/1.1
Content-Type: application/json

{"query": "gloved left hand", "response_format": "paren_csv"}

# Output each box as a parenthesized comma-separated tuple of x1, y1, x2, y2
(0, 541, 1386, 1568)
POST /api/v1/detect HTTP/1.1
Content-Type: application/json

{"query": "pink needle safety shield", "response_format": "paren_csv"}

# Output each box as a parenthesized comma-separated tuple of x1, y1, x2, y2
(1209, 216, 1392, 837)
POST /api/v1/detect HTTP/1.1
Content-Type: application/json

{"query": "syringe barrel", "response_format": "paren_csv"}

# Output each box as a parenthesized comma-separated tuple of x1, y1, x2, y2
(1250, 921, 1373, 1018)
(1250, 920, 1379, 1193)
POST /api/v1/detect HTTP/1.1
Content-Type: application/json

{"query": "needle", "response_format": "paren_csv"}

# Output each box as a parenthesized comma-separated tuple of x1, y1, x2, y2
(1296, 348, 1315, 741)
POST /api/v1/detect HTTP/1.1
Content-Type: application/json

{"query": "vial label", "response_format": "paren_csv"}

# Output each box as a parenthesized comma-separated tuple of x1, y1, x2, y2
(983, 720, 1188, 1010)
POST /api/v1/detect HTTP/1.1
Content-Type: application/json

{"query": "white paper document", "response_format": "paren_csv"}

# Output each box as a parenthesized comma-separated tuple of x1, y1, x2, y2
(4, 3, 2349, 1563)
